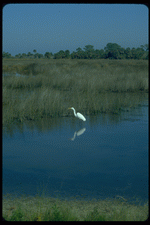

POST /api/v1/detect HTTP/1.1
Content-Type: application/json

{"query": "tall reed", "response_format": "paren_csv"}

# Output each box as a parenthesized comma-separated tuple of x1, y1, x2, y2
(3, 59, 148, 124)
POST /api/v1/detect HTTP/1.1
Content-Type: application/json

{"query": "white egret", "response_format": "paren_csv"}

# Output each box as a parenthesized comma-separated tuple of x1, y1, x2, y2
(68, 107, 86, 121)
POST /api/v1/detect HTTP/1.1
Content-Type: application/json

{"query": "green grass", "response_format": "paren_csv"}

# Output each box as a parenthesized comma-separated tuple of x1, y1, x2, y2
(3, 59, 148, 124)
(2, 195, 148, 221)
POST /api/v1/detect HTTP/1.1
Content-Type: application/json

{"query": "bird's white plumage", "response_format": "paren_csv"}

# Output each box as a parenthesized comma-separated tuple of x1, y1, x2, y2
(76, 112, 86, 121)
(68, 107, 86, 121)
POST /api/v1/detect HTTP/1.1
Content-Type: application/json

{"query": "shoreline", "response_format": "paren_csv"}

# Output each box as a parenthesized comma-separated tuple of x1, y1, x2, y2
(2, 194, 148, 221)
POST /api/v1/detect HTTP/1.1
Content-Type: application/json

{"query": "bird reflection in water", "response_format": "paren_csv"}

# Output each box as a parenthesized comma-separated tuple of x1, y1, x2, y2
(70, 128, 86, 141)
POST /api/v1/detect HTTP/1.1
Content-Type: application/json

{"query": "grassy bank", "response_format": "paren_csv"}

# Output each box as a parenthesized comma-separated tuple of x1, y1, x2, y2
(2, 195, 148, 221)
(3, 59, 148, 124)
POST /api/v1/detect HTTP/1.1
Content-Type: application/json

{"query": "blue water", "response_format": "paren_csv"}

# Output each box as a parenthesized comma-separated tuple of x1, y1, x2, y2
(3, 101, 148, 203)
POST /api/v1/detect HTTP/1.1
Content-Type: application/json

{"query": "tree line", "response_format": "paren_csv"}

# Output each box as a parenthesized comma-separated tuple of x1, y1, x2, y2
(3, 43, 149, 60)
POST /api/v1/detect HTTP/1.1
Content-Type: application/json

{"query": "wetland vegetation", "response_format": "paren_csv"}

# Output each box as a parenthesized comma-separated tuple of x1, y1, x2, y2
(2, 195, 148, 221)
(3, 59, 148, 125)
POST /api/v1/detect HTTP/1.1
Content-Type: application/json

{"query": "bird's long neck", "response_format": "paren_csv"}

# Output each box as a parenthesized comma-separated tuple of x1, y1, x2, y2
(72, 108, 77, 117)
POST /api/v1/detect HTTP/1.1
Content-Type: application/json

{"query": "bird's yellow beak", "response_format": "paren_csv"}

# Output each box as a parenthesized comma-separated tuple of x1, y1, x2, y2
(68, 107, 71, 109)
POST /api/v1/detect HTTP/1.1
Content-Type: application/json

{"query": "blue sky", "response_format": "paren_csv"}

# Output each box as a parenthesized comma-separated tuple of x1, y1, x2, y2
(3, 4, 148, 56)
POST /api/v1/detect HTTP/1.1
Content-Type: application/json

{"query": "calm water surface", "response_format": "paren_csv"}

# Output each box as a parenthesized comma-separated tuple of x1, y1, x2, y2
(3, 99, 148, 203)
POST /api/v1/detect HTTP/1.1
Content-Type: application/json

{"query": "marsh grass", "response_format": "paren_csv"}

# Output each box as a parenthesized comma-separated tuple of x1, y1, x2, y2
(3, 59, 148, 124)
(2, 195, 148, 221)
